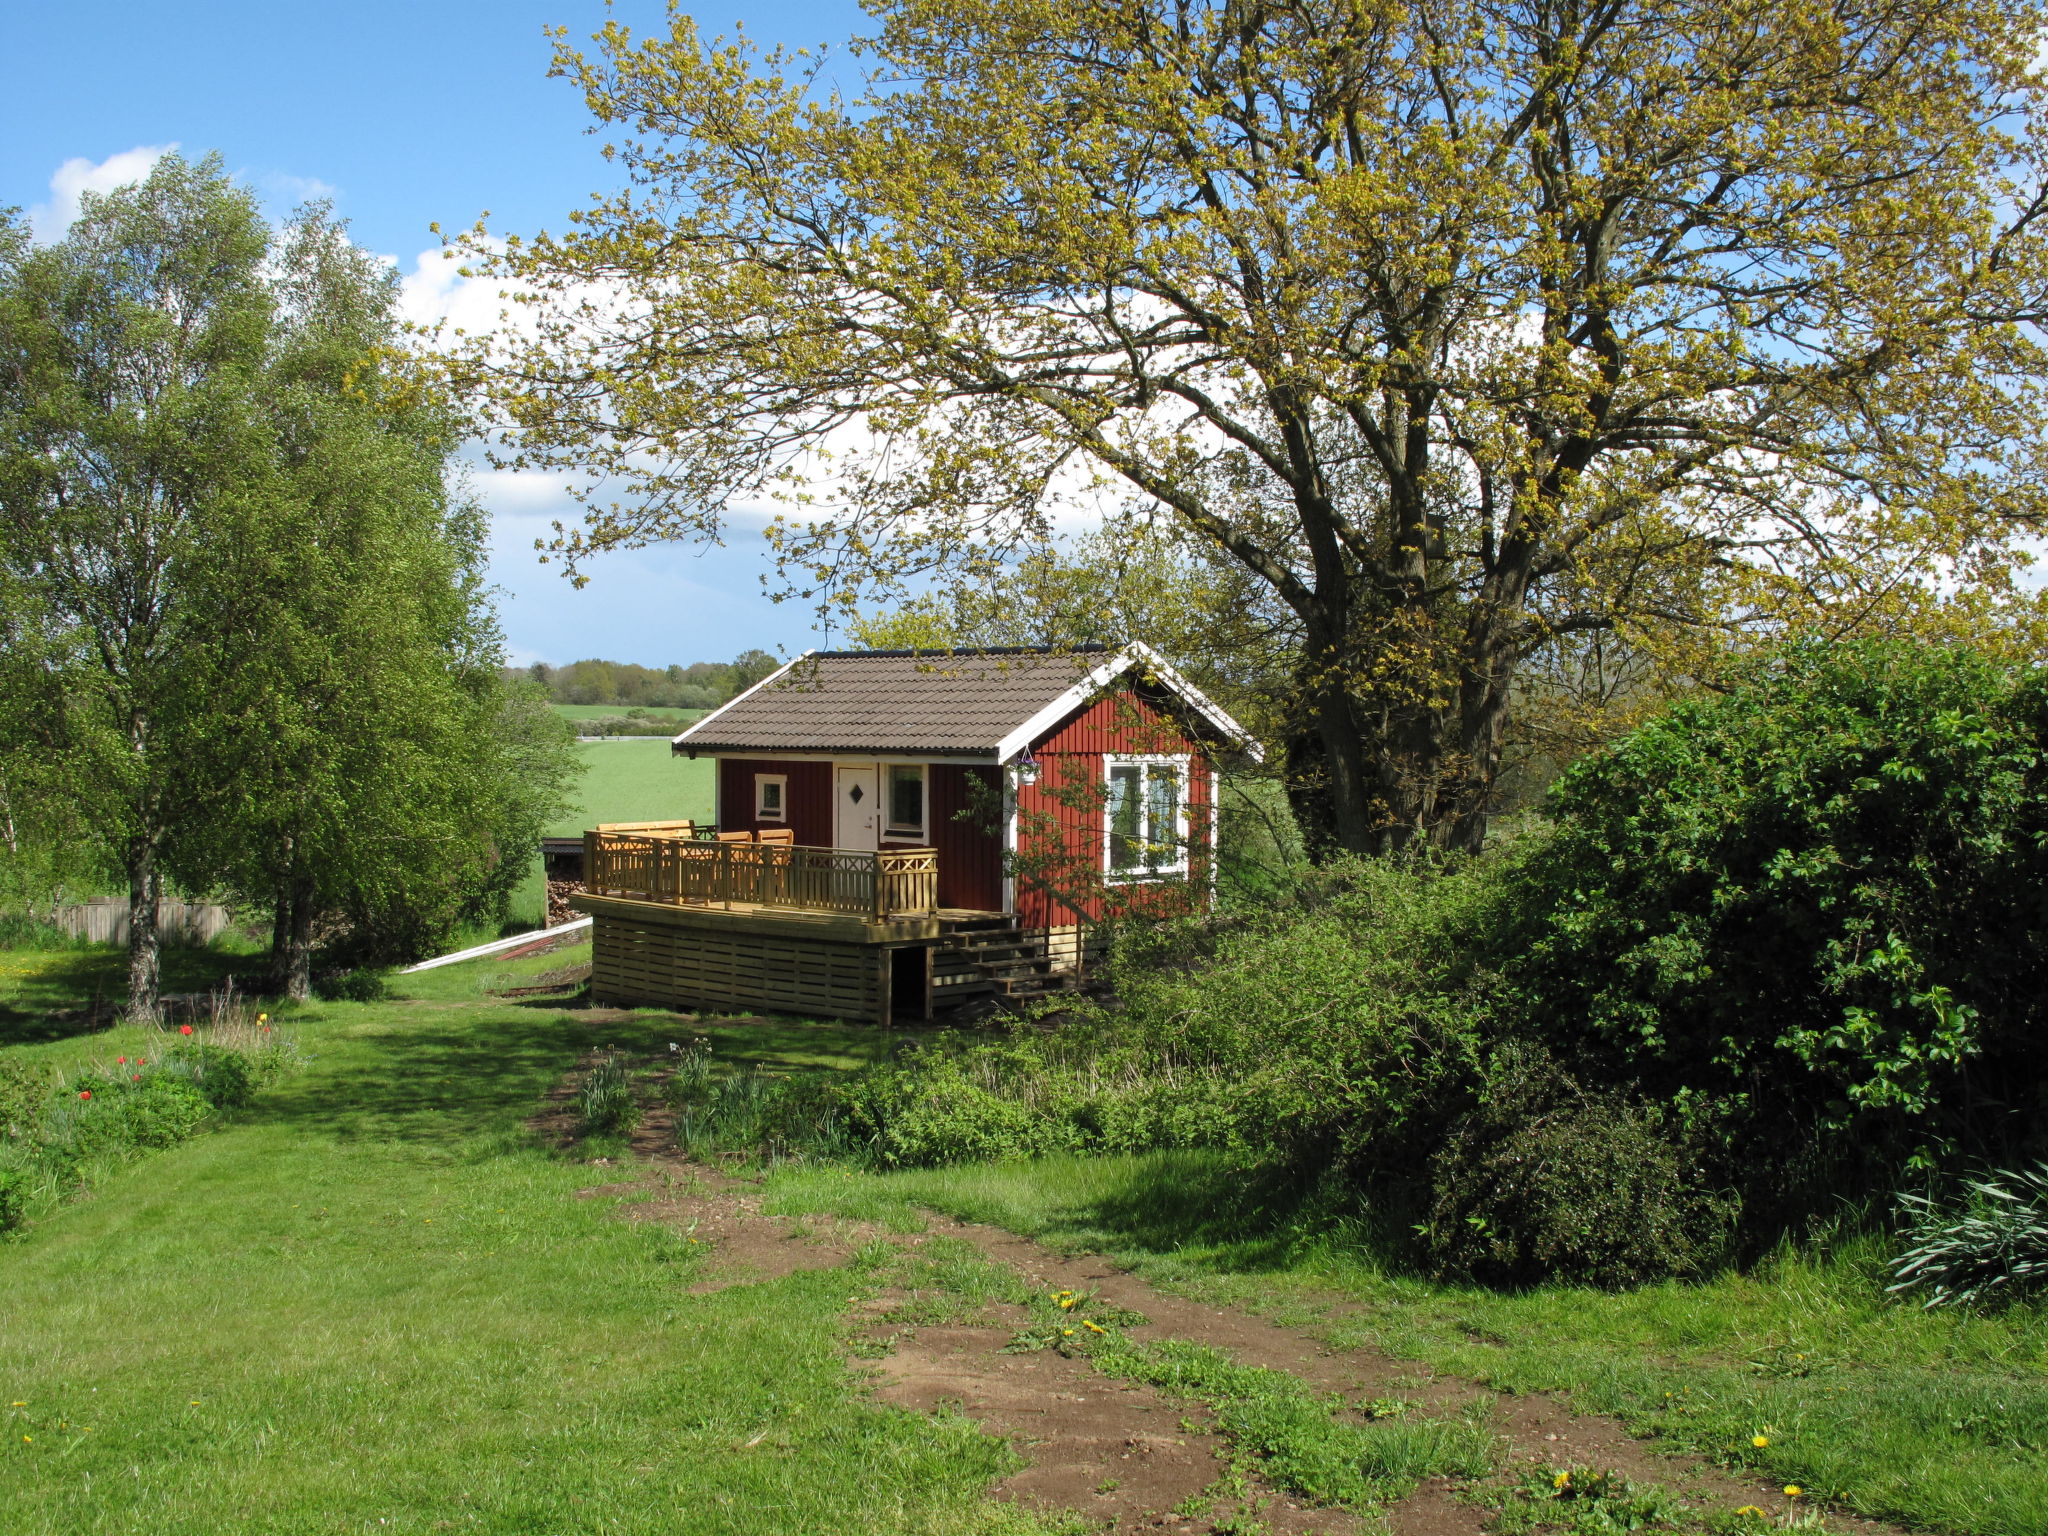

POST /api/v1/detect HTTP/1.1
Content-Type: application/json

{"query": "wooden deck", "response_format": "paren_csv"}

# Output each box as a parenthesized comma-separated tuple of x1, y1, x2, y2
(584, 826, 939, 919)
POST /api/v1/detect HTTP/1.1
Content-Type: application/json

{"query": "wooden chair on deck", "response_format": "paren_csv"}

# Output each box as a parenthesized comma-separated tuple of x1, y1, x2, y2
(756, 827, 796, 846)
(715, 829, 754, 843)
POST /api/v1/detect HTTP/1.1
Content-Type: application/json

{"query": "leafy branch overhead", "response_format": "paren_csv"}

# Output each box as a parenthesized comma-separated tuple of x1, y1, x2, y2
(459, 0, 2048, 854)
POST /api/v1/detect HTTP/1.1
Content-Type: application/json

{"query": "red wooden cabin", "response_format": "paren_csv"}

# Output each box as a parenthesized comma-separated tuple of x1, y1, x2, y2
(572, 644, 1258, 1023)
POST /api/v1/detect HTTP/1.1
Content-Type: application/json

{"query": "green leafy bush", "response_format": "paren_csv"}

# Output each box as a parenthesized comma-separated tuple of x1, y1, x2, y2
(55, 1074, 213, 1157)
(1420, 1045, 1737, 1287)
(1890, 1163, 2048, 1309)
(0, 1059, 51, 1141)
(161, 1043, 256, 1109)
(1491, 640, 2048, 1220)
(315, 968, 389, 1002)
(0, 1166, 25, 1233)
(839, 856, 1491, 1170)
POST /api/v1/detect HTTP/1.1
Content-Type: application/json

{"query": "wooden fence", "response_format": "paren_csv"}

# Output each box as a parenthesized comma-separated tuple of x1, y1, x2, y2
(54, 900, 231, 946)
(584, 830, 939, 919)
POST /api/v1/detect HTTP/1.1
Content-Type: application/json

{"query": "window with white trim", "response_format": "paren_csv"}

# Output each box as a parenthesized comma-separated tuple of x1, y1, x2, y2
(1105, 757, 1188, 878)
(885, 763, 926, 839)
(754, 773, 787, 821)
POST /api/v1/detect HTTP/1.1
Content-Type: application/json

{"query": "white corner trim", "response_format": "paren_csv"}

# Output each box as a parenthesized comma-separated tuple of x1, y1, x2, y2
(671, 650, 813, 751)
(993, 644, 1263, 764)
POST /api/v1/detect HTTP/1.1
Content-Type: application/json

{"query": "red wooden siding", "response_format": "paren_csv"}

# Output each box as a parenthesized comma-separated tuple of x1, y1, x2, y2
(928, 764, 1004, 911)
(716, 757, 833, 844)
(1015, 689, 1214, 926)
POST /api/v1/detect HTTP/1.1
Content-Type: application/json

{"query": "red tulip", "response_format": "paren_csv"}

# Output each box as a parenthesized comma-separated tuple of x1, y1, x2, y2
(78, 1090, 90, 1101)
(116, 1056, 127, 1065)
(131, 1074, 140, 1082)
(179, 1025, 193, 1036)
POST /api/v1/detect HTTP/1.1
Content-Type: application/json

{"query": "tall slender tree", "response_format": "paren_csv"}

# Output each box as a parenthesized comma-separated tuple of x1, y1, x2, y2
(0, 156, 273, 1016)
(462, 0, 2048, 855)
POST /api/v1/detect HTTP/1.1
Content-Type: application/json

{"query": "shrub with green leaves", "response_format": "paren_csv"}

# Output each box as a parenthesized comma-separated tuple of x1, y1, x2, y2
(838, 856, 1491, 1171)
(1890, 1162, 2048, 1309)
(0, 1165, 25, 1232)
(1491, 639, 2048, 1219)
(161, 1042, 256, 1109)
(1421, 1044, 1738, 1287)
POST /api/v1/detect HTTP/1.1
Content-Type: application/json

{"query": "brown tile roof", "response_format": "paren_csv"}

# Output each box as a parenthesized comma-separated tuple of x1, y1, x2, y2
(673, 647, 1111, 756)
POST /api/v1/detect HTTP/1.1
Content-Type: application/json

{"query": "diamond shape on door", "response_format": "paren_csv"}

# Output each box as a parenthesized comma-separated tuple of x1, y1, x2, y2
(848, 784, 864, 802)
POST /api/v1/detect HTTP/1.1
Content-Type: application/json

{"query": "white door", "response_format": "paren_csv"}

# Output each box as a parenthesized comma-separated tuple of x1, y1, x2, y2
(834, 764, 879, 850)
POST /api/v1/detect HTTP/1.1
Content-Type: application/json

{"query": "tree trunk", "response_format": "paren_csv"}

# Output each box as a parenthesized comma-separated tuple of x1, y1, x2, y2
(1280, 619, 1521, 861)
(125, 837, 161, 1024)
(283, 875, 315, 1002)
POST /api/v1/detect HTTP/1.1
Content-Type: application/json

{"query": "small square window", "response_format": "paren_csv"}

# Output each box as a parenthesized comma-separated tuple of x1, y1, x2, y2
(755, 774, 787, 821)
(885, 764, 926, 838)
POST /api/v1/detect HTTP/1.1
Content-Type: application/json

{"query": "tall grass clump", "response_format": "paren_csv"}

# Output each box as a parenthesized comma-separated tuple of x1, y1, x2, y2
(579, 1053, 640, 1136)
(1890, 1163, 2048, 1309)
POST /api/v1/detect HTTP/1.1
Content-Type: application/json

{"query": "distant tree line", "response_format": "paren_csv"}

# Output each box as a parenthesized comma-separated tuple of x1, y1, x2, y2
(512, 651, 777, 711)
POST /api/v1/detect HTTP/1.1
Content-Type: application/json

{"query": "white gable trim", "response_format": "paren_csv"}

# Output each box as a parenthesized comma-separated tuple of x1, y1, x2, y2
(670, 650, 811, 752)
(993, 643, 1262, 764)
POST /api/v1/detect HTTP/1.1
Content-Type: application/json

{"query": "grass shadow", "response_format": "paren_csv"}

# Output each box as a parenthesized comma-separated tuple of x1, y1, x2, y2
(0, 945, 264, 1046)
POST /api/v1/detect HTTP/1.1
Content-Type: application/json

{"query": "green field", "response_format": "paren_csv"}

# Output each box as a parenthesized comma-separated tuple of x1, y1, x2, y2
(548, 737, 715, 837)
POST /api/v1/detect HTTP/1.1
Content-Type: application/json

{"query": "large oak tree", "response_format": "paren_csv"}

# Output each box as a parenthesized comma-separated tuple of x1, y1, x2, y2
(462, 0, 2048, 854)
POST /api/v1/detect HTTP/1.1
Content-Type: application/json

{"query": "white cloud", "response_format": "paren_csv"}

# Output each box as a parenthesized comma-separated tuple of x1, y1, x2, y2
(262, 171, 338, 207)
(29, 144, 178, 242)
(395, 241, 519, 336)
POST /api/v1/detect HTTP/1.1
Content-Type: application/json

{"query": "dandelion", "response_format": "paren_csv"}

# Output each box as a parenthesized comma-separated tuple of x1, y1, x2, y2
(20, 1435, 28, 1444)
(1084, 1321, 1106, 1334)
(1783, 1486, 1802, 1499)
(1061, 1328, 1075, 1337)
(1736, 1507, 1767, 1519)
(1752, 1435, 1770, 1448)
(1553, 1472, 1572, 1489)
(8, 1402, 23, 1408)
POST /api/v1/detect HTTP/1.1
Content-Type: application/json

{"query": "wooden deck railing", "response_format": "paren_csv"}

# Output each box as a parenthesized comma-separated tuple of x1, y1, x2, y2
(583, 830, 939, 919)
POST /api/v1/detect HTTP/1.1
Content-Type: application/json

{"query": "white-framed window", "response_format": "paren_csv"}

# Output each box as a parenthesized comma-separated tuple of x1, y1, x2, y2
(885, 763, 927, 839)
(754, 773, 788, 821)
(1104, 756, 1189, 879)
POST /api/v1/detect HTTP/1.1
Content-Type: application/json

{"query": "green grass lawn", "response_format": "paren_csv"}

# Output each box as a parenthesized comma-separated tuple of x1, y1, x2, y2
(0, 952, 1053, 1536)
(766, 1154, 2048, 1536)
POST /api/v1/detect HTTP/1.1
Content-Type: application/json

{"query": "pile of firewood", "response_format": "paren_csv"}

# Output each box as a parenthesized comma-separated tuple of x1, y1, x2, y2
(545, 880, 584, 928)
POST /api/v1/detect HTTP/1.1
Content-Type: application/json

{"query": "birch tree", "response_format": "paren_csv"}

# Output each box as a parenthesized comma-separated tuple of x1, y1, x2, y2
(0, 156, 271, 1015)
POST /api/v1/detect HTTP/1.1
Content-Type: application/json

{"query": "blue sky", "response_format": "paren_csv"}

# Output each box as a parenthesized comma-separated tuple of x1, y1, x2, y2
(0, 0, 872, 667)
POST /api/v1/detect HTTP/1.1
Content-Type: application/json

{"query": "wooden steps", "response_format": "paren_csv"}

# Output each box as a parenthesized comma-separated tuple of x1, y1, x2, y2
(930, 914, 1085, 1010)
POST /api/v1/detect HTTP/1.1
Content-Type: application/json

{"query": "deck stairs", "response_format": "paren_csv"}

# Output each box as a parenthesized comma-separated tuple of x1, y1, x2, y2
(929, 913, 1084, 1011)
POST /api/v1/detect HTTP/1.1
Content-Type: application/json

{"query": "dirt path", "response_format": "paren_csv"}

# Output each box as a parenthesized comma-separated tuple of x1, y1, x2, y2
(539, 1065, 1911, 1536)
